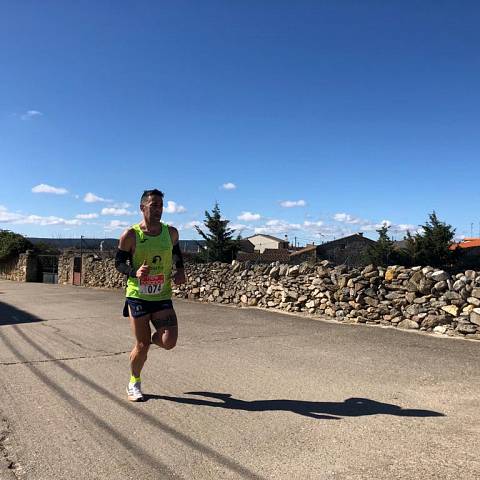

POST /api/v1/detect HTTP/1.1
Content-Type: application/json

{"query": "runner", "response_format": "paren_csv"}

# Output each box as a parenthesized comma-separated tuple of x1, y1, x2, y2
(115, 189, 186, 401)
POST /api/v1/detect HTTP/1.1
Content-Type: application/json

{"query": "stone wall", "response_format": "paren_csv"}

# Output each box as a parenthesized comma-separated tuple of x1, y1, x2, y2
(4, 250, 480, 340)
(57, 252, 125, 289)
(172, 260, 480, 341)
(58, 253, 72, 285)
(81, 254, 125, 289)
(0, 251, 38, 282)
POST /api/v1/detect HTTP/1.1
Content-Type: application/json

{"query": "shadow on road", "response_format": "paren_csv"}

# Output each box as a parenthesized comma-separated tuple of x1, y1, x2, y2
(0, 325, 267, 480)
(149, 392, 445, 420)
(0, 301, 43, 326)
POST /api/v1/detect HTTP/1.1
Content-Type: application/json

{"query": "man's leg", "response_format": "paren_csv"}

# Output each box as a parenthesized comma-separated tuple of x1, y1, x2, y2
(151, 308, 178, 350)
(128, 310, 152, 378)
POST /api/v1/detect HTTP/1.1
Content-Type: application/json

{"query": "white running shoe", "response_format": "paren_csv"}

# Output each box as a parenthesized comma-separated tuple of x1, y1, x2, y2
(126, 382, 144, 402)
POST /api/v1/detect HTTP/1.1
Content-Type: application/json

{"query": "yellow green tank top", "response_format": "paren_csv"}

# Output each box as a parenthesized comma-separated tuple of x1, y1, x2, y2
(126, 223, 173, 301)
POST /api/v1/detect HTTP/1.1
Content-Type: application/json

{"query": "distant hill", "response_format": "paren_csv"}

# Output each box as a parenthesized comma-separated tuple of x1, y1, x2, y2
(28, 237, 206, 253)
(28, 238, 118, 250)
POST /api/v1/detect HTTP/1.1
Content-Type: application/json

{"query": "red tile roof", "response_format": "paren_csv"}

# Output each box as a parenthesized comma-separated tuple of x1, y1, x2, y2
(450, 238, 480, 250)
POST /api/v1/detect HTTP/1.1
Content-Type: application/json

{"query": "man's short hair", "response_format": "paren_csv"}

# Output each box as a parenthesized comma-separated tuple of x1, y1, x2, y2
(140, 189, 164, 204)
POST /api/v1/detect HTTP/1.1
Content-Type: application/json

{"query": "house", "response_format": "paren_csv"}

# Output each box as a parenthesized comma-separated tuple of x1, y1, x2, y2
(290, 233, 376, 267)
(450, 238, 480, 268)
(238, 238, 255, 253)
(235, 234, 291, 263)
(244, 234, 290, 253)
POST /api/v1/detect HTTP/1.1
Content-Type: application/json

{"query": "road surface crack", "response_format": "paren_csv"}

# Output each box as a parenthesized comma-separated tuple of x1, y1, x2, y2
(0, 350, 130, 366)
(193, 333, 296, 344)
(41, 323, 108, 354)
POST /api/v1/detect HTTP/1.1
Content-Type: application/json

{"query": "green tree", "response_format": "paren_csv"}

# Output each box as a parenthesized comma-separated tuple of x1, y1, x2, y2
(398, 231, 418, 267)
(33, 241, 60, 255)
(414, 212, 456, 268)
(0, 230, 33, 262)
(364, 224, 397, 266)
(195, 203, 241, 263)
(399, 212, 457, 268)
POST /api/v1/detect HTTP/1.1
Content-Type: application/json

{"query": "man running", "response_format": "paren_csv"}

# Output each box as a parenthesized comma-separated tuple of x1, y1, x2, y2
(115, 189, 186, 401)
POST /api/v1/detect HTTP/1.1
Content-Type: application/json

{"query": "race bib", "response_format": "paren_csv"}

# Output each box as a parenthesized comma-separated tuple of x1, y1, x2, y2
(139, 274, 165, 295)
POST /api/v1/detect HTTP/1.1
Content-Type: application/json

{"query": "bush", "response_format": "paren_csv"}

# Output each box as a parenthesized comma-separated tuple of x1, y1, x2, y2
(0, 230, 33, 262)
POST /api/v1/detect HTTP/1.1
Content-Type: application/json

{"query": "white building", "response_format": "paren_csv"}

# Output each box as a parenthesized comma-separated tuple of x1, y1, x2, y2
(245, 234, 289, 253)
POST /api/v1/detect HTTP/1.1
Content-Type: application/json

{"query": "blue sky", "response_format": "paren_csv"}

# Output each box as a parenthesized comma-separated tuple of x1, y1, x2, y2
(1, 1, 479, 245)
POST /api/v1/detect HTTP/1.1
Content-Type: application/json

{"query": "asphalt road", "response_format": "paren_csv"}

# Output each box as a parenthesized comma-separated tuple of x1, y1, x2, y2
(0, 279, 479, 480)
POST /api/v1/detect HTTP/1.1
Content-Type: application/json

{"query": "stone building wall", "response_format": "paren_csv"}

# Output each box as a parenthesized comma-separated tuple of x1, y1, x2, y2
(0, 251, 38, 282)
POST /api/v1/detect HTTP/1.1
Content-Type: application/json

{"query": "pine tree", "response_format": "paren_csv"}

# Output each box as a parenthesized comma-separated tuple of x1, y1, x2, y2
(195, 203, 241, 263)
(414, 212, 456, 268)
(399, 231, 418, 267)
(364, 224, 396, 266)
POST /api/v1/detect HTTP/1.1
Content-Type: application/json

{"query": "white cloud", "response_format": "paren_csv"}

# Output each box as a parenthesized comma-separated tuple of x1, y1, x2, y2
(303, 220, 324, 228)
(333, 215, 417, 237)
(32, 184, 68, 195)
(245, 213, 418, 245)
(395, 224, 416, 232)
(0, 205, 23, 223)
(21, 110, 43, 120)
(230, 223, 248, 230)
(22, 215, 81, 226)
(238, 211, 261, 221)
(255, 219, 302, 235)
(104, 220, 129, 231)
(313, 225, 353, 240)
(164, 201, 186, 214)
(280, 200, 306, 208)
(184, 220, 202, 229)
(23, 215, 81, 226)
(333, 213, 363, 224)
(221, 182, 236, 190)
(112, 202, 131, 209)
(84, 192, 111, 203)
(101, 208, 136, 216)
(75, 213, 99, 219)
(0, 205, 83, 227)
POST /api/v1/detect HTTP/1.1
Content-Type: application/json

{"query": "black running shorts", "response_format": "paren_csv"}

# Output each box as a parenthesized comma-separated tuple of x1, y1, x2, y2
(123, 297, 175, 321)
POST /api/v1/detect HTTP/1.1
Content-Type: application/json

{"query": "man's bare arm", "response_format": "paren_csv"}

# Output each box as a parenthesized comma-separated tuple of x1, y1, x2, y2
(115, 229, 144, 278)
(118, 228, 135, 253)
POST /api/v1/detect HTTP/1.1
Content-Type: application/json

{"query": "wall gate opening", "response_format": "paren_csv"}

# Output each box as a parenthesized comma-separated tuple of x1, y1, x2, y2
(73, 256, 82, 285)
(37, 255, 59, 284)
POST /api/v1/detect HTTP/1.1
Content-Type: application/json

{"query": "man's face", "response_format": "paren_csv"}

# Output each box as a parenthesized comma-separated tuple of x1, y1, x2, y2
(141, 195, 163, 223)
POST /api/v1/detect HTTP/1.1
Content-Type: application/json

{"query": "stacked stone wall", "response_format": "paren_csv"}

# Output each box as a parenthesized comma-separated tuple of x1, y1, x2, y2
(81, 254, 125, 289)
(3, 251, 480, 340)
(173, 260, 480, 340)
(0, 256, 23, 281)
(58, 253, 71, 285)
(0, 252, 37, 282)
